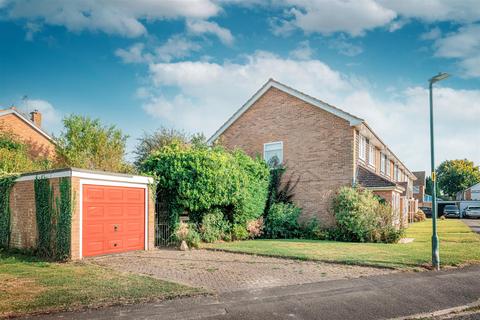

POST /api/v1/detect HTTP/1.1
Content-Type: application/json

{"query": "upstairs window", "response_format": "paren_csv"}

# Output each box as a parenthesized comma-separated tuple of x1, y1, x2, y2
(359, 135, 367, 161)
(264, 141, 283, 167)
(380, 153, 386, 174)
(394, 165, 399, 181)
(386, 159, 391, 177)
(368, 145, 375, 167)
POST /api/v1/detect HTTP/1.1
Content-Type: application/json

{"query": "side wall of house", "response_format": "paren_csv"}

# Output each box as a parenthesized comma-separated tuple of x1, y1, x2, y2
(0, 113, 55, 158)
(218, 87, 354, 225)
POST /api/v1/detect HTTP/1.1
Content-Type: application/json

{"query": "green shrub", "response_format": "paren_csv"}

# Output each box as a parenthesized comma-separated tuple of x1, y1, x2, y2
(232, 224, 249, 240)
(0, 174, 18, 248)
(0, 133, 51, 174)
(332, 187, 404, 243)
(174, 222, 201, 248)
(142, 143, 269, 229)
(264, 203, 302, 239)
(200, 209, 231, 243)
(301, 218, 328, 240)
(414, 209, 426, 222)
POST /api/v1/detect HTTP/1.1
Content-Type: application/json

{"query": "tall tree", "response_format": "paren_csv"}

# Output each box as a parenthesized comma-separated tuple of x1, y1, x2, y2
(425, 176, 441, 197)
(436, 159, 480, 197)
(134, 128, 208, 170)
(56, 115, 130, 172)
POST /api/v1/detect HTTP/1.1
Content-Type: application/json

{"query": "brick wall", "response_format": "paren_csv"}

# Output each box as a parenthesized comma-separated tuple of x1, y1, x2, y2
(9, 177, 62, 250)
(218, 87, 355, 225)
(0, 113, 55, 158)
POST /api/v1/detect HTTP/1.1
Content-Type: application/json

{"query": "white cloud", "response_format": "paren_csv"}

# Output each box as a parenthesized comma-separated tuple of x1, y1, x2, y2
(433, 24, 480, 77)
(24, 21, 42, 41)
(138, 52, 479, 170)
(3, 0, 220, 37)
(328, 35, 363, 56)
(186, 20, 234, 45)
(420, 27, 442, 41)
(289, 41, 314, 60)
(116, 36, 201, 64)
(272, 0, 397, 37)
(19, 98, 62, 134)
(380, 0, 480, 24)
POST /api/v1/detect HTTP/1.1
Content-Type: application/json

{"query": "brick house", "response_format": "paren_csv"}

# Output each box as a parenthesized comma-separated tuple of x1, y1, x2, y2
(0, 107, 56, 158)
(208, 79, 417, 226)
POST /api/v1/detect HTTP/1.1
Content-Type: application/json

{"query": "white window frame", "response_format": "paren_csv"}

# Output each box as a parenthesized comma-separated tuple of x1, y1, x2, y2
(380, 153, 386, 174)
(368, 145, 375, 167)
(359, 135, 367, 161)
(386, 158, 391, 177)
(394, 165, 399, 181)
(263, 141, 283, 166)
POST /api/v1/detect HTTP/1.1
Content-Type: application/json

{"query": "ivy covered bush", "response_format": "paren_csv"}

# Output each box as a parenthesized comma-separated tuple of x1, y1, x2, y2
(142, 143, 270, 242)
(331, 187, 403, 243)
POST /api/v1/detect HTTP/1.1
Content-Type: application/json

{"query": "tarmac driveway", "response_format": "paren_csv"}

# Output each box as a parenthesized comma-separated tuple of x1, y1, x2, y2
(91, 249, 392, 293)
(463, 219, 480, 234)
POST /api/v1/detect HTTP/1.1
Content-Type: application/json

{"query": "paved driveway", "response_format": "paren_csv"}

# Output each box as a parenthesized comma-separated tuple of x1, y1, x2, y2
(463, 219, 480, 234)
(90, 249, 392, 293)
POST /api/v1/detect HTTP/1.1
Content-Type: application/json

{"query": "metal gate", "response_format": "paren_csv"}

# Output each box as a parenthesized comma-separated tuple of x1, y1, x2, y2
(154, 195, 175, 247)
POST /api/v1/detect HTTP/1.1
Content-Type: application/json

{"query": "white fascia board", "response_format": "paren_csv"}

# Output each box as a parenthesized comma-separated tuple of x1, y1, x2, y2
(0, 109, 55, 143)
(71, 170, 153, 184)
(367, 186, 406, 193)
(207, 79, 364, 144)
(15, 169, 71, 182)
(15, 169, 153, 184)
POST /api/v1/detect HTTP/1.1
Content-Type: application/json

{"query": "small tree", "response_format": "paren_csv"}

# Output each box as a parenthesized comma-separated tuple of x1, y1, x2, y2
(56, 115, 130, 172)
(436, 159, 480, 198)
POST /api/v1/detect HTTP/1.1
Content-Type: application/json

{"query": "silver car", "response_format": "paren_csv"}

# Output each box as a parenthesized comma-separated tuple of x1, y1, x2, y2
(443, 204, 460, 218)
(464, 206, 480, 218)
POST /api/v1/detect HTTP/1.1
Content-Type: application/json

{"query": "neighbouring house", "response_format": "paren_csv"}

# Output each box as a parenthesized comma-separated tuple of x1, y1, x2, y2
(7, 168, 154, 259)
(0, 106, 56, 158)
(413, 171, 426, 204)
(456, 182, 480, 201)
(208, 79, 417, 226)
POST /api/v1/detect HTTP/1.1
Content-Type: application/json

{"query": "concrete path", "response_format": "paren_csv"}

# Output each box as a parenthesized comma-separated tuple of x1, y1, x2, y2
(90, 249, 391, 293)
(463, 219, 480, 234)
(23, 265, 480, 320)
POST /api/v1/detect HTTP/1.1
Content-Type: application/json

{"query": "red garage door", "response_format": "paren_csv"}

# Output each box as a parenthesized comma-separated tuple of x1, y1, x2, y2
(82, 184, 145, 257)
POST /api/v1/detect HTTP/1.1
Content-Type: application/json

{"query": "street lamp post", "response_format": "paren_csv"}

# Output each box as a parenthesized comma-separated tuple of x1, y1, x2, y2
(428, 72, 449, 271)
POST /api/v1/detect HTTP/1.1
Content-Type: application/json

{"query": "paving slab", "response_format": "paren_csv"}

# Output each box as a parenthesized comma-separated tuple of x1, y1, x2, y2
(90, 249, 392, 293)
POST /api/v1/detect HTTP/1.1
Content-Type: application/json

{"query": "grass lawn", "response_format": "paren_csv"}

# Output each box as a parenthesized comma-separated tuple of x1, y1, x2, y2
(204, 219, 480, 270)
(0, 251, 201, 318)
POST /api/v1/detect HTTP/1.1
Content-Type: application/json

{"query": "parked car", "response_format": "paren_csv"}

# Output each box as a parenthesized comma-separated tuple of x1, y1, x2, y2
(463, 206, 480, 218)
(443, 205, 460, 218)
(419, 206, 432, 218)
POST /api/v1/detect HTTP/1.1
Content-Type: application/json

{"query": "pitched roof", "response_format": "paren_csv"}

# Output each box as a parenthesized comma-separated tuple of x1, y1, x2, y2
(413, 171, 426, 186)
(356, 165, 399, 189)
(207, 78, 364, 144)
(0, 108, 55, 143)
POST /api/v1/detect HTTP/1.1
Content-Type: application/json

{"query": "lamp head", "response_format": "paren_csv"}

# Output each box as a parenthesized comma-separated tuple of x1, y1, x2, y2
(429, 72, 449, 84)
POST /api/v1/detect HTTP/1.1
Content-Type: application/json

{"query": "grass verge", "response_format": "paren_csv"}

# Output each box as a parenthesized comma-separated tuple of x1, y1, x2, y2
(203, 219, 480, 269)
(0, 250, 201, 318)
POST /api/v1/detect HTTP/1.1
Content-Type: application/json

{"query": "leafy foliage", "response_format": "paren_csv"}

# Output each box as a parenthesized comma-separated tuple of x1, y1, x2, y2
(56, 115, 131, 172)
(0, 175, 18, 248)
(264, 164, 299, 215)
(232, 224, 249, 240)
(34, 177, 73, 260)
(436, 159, 480, 197)
(331, 187, 403, 243)
(0, 132, 51, 174)
(55, 177, 72, 261)
(200, 209, 231, 243)
(174, 222, 200, 248)
(142, 143, 269, 230)
(34, 178, 55, 258)
(425, 176, 441, 197)
(263, 203, 302, 239)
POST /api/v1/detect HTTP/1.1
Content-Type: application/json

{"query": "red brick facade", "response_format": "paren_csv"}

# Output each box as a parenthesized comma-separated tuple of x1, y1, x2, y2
(214, 80, 416, 226)
(0, 109, 56, 158)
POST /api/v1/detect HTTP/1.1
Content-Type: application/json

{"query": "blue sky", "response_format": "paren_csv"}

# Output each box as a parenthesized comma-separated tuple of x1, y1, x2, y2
(0, 0, 479, 170)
